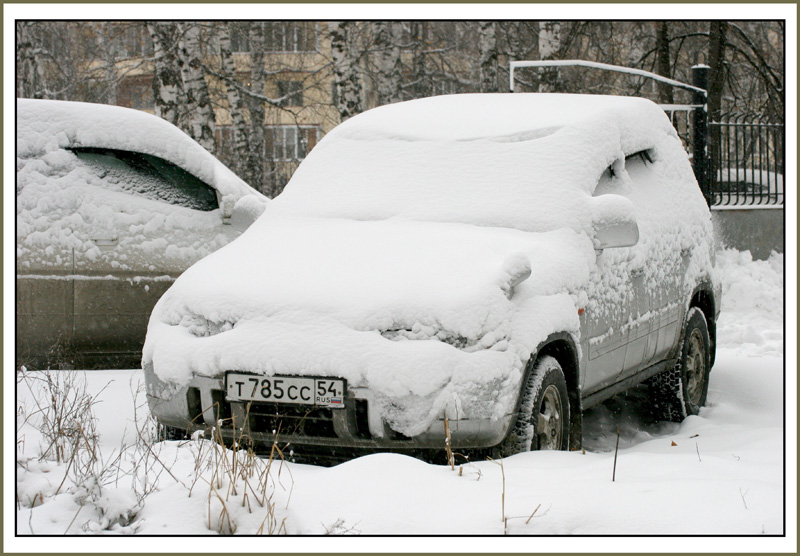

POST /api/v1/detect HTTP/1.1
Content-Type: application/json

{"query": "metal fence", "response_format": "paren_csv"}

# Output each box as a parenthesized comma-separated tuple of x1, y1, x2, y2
(661, 108, 784, 207)
(708, 115, 784, 207)
(661, 104, 695, 153)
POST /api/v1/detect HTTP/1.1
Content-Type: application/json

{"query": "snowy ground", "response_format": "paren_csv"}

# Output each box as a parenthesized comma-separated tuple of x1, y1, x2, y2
(10, 249, 794, 550)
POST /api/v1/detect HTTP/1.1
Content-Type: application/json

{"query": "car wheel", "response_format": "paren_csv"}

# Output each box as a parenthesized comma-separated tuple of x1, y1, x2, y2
(500, 355, 570, 455)
(648, 307, 711, 422)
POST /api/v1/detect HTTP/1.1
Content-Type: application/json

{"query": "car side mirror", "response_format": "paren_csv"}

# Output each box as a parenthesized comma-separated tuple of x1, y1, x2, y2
(591, 194, 639, 250)
(593, 219, 639, 250)
(230, 195, 268, 233)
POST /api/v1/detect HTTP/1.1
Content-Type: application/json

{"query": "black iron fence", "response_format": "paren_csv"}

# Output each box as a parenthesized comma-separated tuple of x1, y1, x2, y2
(661, 108, 784, 208)
(708, 114, 784, 207)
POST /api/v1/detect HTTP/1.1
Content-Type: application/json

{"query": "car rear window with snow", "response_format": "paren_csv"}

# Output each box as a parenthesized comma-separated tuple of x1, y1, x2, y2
(69, 147, 218, 211)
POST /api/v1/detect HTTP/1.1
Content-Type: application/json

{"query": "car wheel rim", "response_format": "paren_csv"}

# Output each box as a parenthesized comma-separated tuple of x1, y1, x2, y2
(536, 384, 563, 450)
(685, 329, 706, 407)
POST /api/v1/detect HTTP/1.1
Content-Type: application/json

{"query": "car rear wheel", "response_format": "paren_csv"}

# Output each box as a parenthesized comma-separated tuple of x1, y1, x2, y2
(500, 355, 570, 455)
(648, 307, 711, 422)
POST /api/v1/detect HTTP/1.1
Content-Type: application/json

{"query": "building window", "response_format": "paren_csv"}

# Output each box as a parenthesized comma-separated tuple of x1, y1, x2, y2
(277, 80, 303, 107)
(214, 126, 235, 169)
(110, 24, 153, 59)
(264, 22, 317, 52)
(227, 22, 317, 53)
(230, 28, 249, 52)
(431, 78, 458, 95)
(118, 77, 153, 110)
(266, 126, 319, 161)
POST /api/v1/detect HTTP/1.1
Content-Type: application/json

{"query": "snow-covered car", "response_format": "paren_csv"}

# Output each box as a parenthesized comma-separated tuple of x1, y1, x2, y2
(16, 99, 266, 368)
(143, 93, 720, 460)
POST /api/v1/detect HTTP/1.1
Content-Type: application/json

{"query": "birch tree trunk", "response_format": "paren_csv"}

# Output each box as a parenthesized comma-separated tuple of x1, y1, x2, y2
(16, 22, 43, 98)
(177, 22, 215, 152)
(478, 21, 498, 93)
(538, 21, 562, 92)
(408, 22, 431, 98)
(372, 21, 404, 105)
(217, 22, 250, 176)
(501, 22, 538, 92)
(329, 21, 364, 121)
(147, 22, 183, 127)
(246, 21, 267, 195)
(100, 23, 118, 106)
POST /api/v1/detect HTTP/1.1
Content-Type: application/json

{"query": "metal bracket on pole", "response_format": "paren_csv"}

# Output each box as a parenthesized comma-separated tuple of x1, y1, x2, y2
(509, 60, 708, 97)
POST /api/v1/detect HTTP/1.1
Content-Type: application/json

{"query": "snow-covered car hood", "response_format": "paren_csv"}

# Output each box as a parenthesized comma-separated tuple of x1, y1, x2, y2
(154, 213, 595, 331)
(144, 213, 595, 434)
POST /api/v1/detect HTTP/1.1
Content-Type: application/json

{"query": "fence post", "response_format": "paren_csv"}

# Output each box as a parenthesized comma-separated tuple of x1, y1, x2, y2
(691, 65, 710, 205)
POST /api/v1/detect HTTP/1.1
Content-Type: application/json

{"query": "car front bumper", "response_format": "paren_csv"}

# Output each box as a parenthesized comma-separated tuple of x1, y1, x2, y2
(144, 362, 513, 454)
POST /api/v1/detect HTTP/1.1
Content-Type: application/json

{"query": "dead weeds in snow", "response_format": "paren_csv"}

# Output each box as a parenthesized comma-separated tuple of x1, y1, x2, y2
(16, 368, 147, 532)
(186, 406, 291, 535)
(16, 369, 292, 534)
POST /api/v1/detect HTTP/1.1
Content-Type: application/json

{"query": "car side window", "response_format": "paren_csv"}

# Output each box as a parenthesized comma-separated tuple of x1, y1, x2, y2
(624, 149, 654, 174)
(593, 158, 626, 196)
(70, 147, 219, 211)
(594, 149, 656, 197)
(621, 148, 664, 206)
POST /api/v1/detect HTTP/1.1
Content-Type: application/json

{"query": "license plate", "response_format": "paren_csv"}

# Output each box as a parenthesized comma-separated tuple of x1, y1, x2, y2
(225, 373, 346, 408)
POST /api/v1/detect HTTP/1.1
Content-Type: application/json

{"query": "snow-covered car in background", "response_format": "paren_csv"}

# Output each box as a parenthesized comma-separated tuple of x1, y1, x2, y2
(144, 93, 720, 461)
(16, 99, 266, 368)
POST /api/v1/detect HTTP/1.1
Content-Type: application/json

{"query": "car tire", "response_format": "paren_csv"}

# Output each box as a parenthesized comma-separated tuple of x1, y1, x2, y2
(500, 355, 570, 455)
(648, 307, 711, 422)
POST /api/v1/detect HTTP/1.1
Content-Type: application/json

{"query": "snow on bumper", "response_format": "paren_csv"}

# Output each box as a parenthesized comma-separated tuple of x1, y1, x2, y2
(143, 314, 525, 442)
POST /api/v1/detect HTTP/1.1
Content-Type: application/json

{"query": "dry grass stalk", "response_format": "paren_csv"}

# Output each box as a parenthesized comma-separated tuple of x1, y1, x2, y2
(487, 456, 506, 524)
(525, 503, 541, 524)
(499, 459, 505, 523)
(19, 368, 294, 534)
(17, 370, 164, 533)
(612, 425, 621, 482)
(444, 411, 454, 470)
(187, 412, 292, 534)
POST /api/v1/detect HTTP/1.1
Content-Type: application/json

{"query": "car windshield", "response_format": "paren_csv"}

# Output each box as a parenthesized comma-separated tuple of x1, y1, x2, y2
(70, 147, 219, 211)
(274, 129, 600, 233)
(272, 94, 674, 234)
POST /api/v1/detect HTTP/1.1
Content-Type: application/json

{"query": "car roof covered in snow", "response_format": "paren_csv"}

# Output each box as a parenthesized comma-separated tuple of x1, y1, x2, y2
(323, 92, 677, 144)
(275, 93, 684, 233)
(16, 98, 256, 200)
